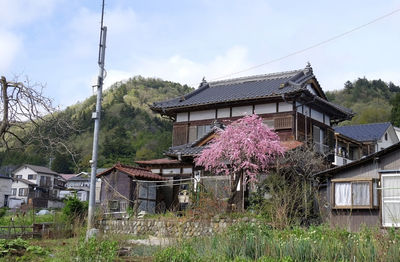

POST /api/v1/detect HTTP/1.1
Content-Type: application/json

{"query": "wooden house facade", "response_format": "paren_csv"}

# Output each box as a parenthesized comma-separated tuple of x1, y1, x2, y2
(317, 142, 400, 231)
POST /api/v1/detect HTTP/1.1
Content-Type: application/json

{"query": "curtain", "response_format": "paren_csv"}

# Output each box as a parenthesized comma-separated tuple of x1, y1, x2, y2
(335, 182, 351, 206)
(352, 182, 370, 206)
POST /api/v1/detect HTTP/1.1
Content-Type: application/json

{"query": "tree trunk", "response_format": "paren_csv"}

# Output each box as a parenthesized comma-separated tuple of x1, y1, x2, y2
(227, 171, 242, 212)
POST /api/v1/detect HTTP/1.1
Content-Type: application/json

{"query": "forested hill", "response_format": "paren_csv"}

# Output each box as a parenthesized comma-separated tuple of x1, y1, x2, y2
(0, 77, 193, 173)
(326, 78, 400, 125)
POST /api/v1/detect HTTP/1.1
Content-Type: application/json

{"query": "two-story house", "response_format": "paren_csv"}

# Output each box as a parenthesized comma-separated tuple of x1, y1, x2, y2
(10, 164, 65, 208)
(137, 64, 353, 209)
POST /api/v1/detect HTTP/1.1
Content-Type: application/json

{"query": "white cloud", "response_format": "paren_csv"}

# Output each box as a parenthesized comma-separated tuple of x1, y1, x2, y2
(0, 30, 22, 71)
(127, 46, 251, 87)
(0, 0, 58, 28)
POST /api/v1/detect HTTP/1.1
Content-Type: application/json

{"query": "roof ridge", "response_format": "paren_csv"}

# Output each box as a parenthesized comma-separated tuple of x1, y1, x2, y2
(209, 69, 303, 87)
(335, 122, 391, 128)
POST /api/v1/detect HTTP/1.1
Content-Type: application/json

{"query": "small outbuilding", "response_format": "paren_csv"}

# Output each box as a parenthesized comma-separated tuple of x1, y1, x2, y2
(317, 142, 400, 231)
(97, 163, 167, 215)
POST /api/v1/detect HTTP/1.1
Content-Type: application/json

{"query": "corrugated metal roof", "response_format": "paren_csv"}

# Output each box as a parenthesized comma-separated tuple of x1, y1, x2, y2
(334, 122, 391, 142)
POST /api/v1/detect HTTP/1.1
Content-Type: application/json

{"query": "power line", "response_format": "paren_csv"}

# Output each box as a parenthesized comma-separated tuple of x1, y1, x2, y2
(211, 7, 400, 81)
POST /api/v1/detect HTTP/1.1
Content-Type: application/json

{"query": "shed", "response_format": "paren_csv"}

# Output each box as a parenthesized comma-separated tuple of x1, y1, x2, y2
(97, 163, 166, 214)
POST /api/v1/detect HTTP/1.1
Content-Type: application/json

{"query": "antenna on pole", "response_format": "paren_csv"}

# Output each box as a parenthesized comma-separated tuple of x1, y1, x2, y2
(87, 0, 107, 238)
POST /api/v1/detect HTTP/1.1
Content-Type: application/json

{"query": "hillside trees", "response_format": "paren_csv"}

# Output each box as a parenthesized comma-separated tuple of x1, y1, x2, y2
(0, 76, 79, 166)
(327, 77, 400, 125)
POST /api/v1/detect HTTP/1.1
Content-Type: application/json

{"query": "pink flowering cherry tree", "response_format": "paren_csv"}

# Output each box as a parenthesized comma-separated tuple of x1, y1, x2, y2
(195, 114, 285, 211)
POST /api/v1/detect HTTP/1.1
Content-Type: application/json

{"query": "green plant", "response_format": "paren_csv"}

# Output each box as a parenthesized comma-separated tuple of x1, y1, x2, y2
(154, 242, 199, 262)
(63, 195, 88, 221)
(75, 236, 118, 262)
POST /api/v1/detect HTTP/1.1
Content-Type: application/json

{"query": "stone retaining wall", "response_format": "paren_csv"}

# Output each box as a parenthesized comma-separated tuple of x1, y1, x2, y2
(99, 218, 258, 237)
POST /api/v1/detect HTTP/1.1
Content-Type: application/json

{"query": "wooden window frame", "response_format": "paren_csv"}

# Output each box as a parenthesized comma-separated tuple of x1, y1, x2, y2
(331, 178, 379, 209)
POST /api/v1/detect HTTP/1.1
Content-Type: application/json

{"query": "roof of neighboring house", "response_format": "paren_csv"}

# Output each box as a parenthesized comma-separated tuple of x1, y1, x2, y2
(13, 178, 37, 186)
(135, 158, 182, 165)
(150, 65, 352, 120)
(13, 164, 58, 176)
(0, 175, 12, 180)
(60, 174, 77, 181)
(67, 176, 89, 181)
(316, 142, 400, 177)
(334, 122, 391, 142)
(97, 163, 167, 180)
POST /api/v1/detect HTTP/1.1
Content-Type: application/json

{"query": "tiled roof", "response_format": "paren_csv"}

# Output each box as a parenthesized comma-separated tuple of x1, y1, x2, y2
(0, 175, 12, 180)
(14, 164, 58, 176)
(97, 163, 167, 180)
(334, 122, 391, 142)
(13, 178, 37, 186)
(152, 68, 309, 111)
(60, 174, 77, 181)
(165, 144, 206, 157)
(135, 158, 181, 165)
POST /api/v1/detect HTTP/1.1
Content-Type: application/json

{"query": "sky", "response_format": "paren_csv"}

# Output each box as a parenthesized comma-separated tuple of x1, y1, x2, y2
(1, 0, 400, 108)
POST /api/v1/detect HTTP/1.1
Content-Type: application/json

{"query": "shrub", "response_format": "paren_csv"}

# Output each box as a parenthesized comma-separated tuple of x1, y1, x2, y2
(75, 236, 118, 262)
(63, 195, 88, 221)
(154, 242, 199, 262)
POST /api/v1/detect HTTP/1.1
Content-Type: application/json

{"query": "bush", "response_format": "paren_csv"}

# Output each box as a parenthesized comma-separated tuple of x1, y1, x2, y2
(75, 236, 118, 262)
(155, 242, 199, 262)
(63, 195, 88, 221)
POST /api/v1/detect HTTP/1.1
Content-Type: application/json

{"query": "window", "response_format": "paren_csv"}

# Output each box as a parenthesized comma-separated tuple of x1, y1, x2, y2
(28, 174, 36, 180)
(196, 125, 212, 140)
(15, 175, 22, 179)
(332, 179, 378, 209)
(11, 188, 17, 196)
(385, 133, 388, 141)
(40, 176, 52, 187)
(18, 188, 28, 197)
(108, 200, 119, 212)
(262, 119, 275, 129)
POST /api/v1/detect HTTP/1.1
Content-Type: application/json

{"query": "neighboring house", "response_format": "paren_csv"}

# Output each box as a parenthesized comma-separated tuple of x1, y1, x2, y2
(332, 132, 363, 166)
(334, 122, 399, 156)
(317, 142, 400, 231)
(139, 64, 352, 207)
(0, 175, 12, 207)
(59, 172, 101, 203)
(97, 163, 166, 215)
(10, 164, 64, 208)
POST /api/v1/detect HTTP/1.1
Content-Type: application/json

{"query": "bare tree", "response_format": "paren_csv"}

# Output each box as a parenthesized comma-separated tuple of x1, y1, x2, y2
(0, 75, 79, 165)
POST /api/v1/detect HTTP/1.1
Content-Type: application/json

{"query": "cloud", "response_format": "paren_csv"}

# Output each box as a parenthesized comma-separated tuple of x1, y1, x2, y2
(0, 0, 58, 28)
(128, 46, 251, 87)
(0, 30, 22, 71)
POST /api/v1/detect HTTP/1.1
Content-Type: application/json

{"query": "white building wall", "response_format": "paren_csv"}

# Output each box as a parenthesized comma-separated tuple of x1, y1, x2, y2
(232, 106, 253, 117)
(378, 126, 399, 151)
(13, 167, 39, 184)
(278, 102, 292, 112)
(311, 109, 324, 123)
(190, 110, 215, 121)
(254, 103, 276, 114)
(217, 108, 230, 118)
(10, 180, 29, 205)
(176, 112, 189, 122)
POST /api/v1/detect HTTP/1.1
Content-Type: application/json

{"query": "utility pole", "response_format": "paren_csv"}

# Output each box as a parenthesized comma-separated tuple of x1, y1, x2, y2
(87, 0, 107, 236)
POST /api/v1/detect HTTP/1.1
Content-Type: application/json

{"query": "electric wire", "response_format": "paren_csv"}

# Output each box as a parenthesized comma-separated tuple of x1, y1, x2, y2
(211, 7, 400, 81)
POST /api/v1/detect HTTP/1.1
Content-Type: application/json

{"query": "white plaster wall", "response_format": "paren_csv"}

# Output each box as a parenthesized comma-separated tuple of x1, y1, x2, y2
(278, 102, 292, 112)
(324, 115, 331, 126)
(0, 178, 12, 207)
(378, 127, 399, 151)
(10, 180, 29, 204)
(254, 103, 276, 114)
(311, 109, 324, 123)
(162, 168, 181, 175)
(176, 112, 189, 122)
(190, 110, 215, 121)
(232, 106, 253, 117)
(13, 167, 39, 184)
(217, 108, 230, 118)
(182, 168, 193, 174)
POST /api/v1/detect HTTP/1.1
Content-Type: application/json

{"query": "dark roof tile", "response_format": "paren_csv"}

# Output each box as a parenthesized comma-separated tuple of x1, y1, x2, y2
(334, 122, 391, 142)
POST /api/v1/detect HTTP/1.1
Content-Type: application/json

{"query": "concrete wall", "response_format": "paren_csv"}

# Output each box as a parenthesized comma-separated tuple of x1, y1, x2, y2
(0, 178, 12, 207)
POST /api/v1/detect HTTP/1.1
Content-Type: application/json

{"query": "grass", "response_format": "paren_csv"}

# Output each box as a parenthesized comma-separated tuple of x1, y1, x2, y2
(154, 223, 400, 261)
